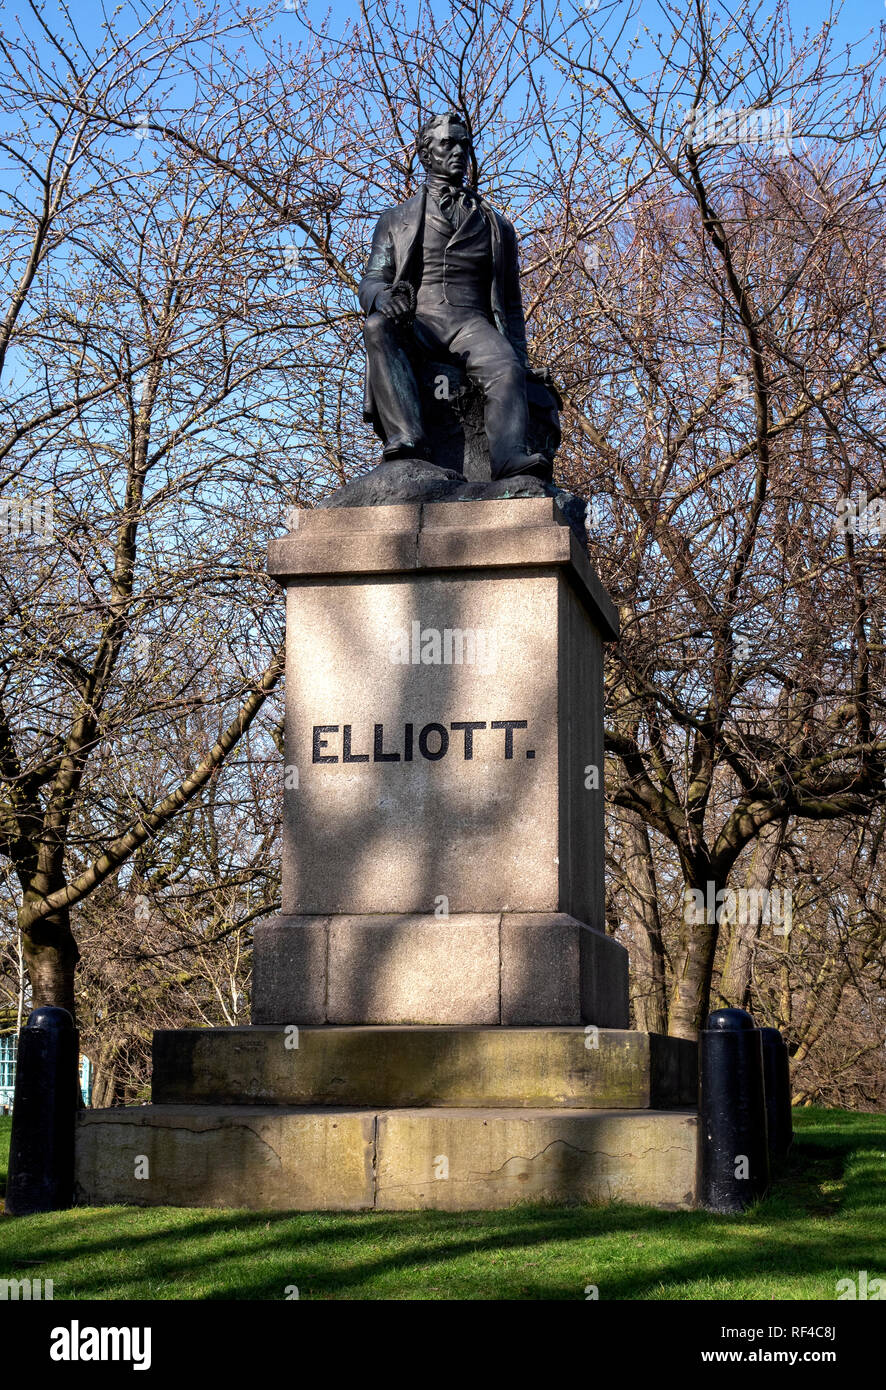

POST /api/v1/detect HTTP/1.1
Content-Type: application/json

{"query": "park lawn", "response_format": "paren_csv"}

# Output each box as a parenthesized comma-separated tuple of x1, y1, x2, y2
(0, 1107, 883, 1300)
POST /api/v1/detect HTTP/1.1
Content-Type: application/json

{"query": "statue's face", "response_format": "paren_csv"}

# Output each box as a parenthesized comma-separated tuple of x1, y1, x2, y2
(420, 118, 470, 183)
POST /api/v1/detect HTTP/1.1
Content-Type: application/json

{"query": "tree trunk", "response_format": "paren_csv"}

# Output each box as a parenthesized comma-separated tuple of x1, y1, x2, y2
(717, 819, 786, 1009)
(793, 963, 850, 1066)
(90, 1055, 121, 1109)
(621, 810, 668, 1033)
(669, 870, 720, 1039)
(19, 900, 79, 1018)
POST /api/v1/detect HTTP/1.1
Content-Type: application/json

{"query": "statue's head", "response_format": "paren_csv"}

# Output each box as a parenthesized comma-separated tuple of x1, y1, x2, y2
(415, 111, 471, 184)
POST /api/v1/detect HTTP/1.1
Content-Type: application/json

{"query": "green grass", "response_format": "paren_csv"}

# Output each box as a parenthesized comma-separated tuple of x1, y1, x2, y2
(0, 1108, 883, 1299)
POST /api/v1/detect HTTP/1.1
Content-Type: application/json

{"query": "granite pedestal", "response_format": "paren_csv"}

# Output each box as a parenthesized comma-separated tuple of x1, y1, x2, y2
(255, 496, 628, 1026)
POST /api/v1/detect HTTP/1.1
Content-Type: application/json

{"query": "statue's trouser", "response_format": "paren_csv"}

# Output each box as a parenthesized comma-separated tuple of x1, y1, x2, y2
(362, 308, 533, 477)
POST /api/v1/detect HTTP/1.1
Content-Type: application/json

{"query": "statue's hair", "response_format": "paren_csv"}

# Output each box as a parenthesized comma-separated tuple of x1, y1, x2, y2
(415, 111, 470, 163)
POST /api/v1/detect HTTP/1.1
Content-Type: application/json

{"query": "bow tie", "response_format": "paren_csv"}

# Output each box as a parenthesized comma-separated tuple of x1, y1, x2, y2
(435, 186, 479, 225)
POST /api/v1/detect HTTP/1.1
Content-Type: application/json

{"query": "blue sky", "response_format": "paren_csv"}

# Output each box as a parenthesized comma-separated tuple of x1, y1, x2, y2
(303, 0, 882, 50)
(55, 0, 886, 66)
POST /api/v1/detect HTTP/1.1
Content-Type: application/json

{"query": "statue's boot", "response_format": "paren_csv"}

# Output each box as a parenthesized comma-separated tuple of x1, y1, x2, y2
(493, 452, 554, 484)
(383, 437, 432, 462)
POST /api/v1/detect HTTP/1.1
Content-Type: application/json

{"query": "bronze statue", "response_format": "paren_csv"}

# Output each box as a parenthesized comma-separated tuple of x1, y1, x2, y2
(358, 112, 556, 484)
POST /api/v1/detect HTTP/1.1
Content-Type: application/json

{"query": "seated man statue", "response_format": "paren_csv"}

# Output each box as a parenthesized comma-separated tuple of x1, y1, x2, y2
(358, 111, 555, 484)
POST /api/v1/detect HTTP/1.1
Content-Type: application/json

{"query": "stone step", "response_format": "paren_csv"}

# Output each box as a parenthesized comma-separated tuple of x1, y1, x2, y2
(152, 1025, 697, 1110)
(75, 1105, 698, 1211)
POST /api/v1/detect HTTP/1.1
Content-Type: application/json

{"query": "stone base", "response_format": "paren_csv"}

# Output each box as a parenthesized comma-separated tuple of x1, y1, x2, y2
(316, 462, 587, 546)
(252, 913, 629, 1027)
(74, 1105, 697, 1211)
(153, 1026, 696, 1110)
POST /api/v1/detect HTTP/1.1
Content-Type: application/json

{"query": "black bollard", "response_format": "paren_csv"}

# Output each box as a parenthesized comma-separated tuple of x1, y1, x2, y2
(699, 1007, 770, 1212)
(6, 1006, 78, 1215)
(759, 1026, 793, 1162)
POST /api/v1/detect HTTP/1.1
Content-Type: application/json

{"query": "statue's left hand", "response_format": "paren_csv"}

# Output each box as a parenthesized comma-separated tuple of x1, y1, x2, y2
(375, 285, 413, 322)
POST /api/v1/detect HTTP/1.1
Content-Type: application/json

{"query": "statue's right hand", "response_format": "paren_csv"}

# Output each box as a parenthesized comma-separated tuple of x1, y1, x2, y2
(376, 285, 413, 321)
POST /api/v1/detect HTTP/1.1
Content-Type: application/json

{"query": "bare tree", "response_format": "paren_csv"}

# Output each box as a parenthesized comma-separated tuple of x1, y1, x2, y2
(2, 0, 884, 1085)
